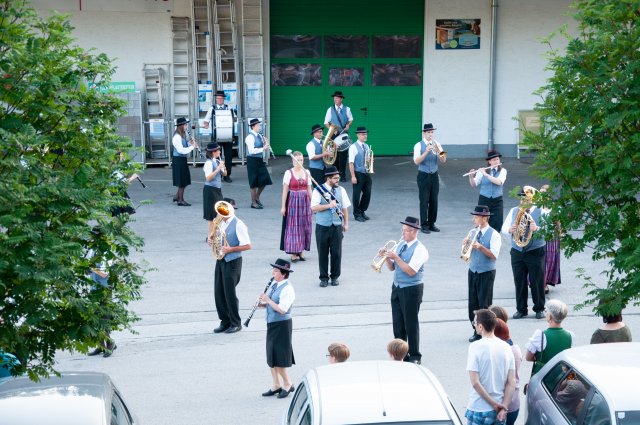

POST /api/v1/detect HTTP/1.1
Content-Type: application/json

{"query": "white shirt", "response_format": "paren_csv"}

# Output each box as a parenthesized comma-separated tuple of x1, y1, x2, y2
(501, 206, 548, 236)
(203, 157, 221, 178)
(219, 216, 251, 246)
(283, 169, 312, 186)
(324, 105, 353, 126)
(172, 133, 194, 155)
(244, 131, 265, 155)
(203, 104, 229, 124)
(348, 141, 368, 163)
(525, 328, 575, 355)
(394, 238, 429, 272)
(268, 278, 295, 313)
(306, 138, 323, 160)
(478, 223, 502, 259)
(466, 336, 515, 412)
(412, 139, 443, 162)
(310, 184, 352, 209)
(473, 167, 507, 185)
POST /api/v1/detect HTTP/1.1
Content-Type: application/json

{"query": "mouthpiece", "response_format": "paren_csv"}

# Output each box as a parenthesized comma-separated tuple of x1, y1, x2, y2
(286, 149, 293, 155)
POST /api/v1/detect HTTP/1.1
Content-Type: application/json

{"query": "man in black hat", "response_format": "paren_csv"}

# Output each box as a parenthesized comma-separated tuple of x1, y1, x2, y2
(383, 216, 429, 363)
(172, 117, 198, 206)
(203, 90, 235, 183)
(324, 91, 353, 182)
(468, 150, 506, 230)
(465, 205, 502, 342)
(244, 118, 273, 209)
(501, 186, 547, 320)
(310, 166, 351, 287)
(348, 126, 373, 222)
(306, 124, 329, 186)
(413, 123, 446, 233)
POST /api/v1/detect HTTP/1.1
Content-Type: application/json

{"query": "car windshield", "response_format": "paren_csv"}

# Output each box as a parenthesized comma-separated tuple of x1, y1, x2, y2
(349, 421, 454, 425)
(617, 411, 640, 425)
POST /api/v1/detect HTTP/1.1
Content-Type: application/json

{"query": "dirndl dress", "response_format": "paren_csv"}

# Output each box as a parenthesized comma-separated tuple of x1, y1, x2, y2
(280, 170, 312, 254)
(545, 239, 561, 286)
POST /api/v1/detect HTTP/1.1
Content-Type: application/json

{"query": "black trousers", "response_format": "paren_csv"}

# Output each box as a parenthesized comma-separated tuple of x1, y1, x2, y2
(214, 257, 243, 327)
(337, 150, 348, 180)
(315, 224, 342, 280)
(468, 269, 496, 326)
(352, 171, 372, 216)
(309, 167, 325, 189)
(478, 195, 503, 231)
(511, 247, 546, 314)
(391, 283, 424, 362)
(220, 141, 234, 177)
(417, 171, 439, 228)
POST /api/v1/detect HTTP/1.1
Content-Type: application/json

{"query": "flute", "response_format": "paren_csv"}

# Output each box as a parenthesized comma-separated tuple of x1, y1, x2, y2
(462, 164, 502, 177)
(244, 278, 274, 328)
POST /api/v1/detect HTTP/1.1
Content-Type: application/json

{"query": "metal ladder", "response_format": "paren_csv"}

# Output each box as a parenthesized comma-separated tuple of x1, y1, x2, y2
(192, 0, 213, 87)
(142, 65, 171, 165)
(171, 17, 195, 123)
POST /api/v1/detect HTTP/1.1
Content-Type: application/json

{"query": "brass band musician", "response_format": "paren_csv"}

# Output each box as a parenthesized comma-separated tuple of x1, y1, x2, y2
(324, 91, 352, 182)
(414, 123, 446, 233)
(348, 126, 372, 222)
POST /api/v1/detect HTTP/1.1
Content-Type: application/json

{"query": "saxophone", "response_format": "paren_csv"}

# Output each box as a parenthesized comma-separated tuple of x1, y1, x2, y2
(460, 227, 480, 262)
(210, 200, 233, 260)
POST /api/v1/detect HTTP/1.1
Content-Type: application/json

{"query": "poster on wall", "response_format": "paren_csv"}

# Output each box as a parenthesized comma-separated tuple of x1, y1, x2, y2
(198, 83, 212, 113)
(246, 82, 263, 111)
(435, 19, 481, 50)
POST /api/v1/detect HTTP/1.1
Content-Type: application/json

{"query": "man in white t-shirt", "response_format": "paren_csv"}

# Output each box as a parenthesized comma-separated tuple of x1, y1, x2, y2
(465, 309, 516, 425)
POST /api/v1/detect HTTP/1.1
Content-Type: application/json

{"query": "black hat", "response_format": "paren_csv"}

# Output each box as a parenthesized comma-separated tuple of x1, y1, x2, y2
(215, 90, 225, 97)
(324, 166, 339, 177)
(176, 117, 190, 126)
(249, 118, 261, 127)
(206, 142, 221, 152)
(486, 150, 502, 161)
(330, 91, 345, 99)
(223, 197, 237, 209)
(471, 205, 492, 216)
(311, 124, 323, 135)
(422, 123, 436, 132)
(270, 258, 293, 273)
(400, 216, 420, 229)
(519, 185, 537, 198)
(355, 126, 368, 134)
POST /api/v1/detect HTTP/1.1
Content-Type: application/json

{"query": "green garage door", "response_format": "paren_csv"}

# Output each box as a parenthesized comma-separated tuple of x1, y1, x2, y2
(269, 0, 424, 156)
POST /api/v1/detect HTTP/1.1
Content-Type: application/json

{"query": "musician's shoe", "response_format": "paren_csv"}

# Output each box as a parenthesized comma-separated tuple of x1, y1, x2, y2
(177, 201, 191, 206)
(250, 204, 263, 209)
(213, 324, 230, 333)
(512, 311, 528, 319)
(225, 325, 242, 333)
(172, 197, 178, 203)
(261, 387, 282, 397)
(362, 213, 370, 220)
(87, 347, 104, 356)
(319, 280, 329, 287)
(468, 332, 482, 343)
(103, 343, 117, 358)
(354, 216, 365, 222)
(421, 227, 431, 234)
(535, 311, 545, 319)
(330, 279, 340, 286)
(428, 225, 440, 232)
(223, 176, 232, 183)
(277, 385, 295, 399)
(256, 200, 264, 207)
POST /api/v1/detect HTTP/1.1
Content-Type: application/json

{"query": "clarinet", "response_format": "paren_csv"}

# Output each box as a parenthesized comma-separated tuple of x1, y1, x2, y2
(186, 126, 203, 157)
(244, 278, 274, 328)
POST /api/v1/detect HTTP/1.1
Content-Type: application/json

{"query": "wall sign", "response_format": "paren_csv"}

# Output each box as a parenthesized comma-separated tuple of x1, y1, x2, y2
(435, 19, 481, 50)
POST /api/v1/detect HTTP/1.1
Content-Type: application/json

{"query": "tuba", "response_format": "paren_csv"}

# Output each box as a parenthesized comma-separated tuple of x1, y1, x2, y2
(210, 200, 234, 260)
(322, 124, 339, 166)
(365, 145, 374, 174)
(372, 240, 398, 273)
(460, 227, 480, 262)
(513, 186, 538, 248)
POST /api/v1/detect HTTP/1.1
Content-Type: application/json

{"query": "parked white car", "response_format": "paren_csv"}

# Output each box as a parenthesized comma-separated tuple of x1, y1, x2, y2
(281, 360, 463, 425)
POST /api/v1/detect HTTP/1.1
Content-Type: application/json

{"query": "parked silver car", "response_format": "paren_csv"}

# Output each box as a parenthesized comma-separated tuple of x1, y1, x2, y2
(281, 360, 463, 425)
(0, 371, 138, 425)
(526, 342, 640, 425)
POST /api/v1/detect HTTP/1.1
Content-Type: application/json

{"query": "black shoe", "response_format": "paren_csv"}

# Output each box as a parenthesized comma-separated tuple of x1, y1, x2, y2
(545, 287, 550, 294)
(262, 388, 282, 397)
(513, 311, 528, 319)
(88, 347, 104, 356)
(330, 279, 340, 286)
(362, 213, 370, 220)
(225, 325, 242, 333)
(319, 280, 329, 287)
(172, 197, 178, 203)
(421, 227, 431, 234)
(177, 201, 191, 206)
(223, 176, 232, 183)
(102, 344, 117, 358)
(277, 385, 295, 399)
(251, 204, 263, 209)
(468, 332, 482, 343)
(213, 324, 230, 334)
(354, 216, 365, 222)
(429, 225, 440, 232)
(256, 200, 264, 207)
(535, 311, 545, 319)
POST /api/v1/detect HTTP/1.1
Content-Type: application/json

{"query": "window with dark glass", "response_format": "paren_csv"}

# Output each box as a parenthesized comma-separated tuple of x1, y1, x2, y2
(325, 35, 369, 58)
(372, 64, 421, 86)
(272, 64, 321, 86)
(272, 35, 321, 58)
(373, 35, 421, 58)
(329, 67, 364, 86)
(287, 383, 309, 425)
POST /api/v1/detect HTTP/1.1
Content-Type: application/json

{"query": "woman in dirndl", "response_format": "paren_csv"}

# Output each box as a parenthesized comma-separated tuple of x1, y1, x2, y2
(244, 118, 273, 209)
(540, 185, 561, 293)
(259, 259, 296, 399)
(172, 117, 196, 206)
(280, 151, 312, 263)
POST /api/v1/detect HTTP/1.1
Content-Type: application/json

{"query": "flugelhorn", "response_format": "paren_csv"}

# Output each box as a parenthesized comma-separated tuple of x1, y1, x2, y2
(460, 227, 480, 262)
(365, 145, 374, 174)
(372, 240, 398, 273)
(429, 140, 447, 161)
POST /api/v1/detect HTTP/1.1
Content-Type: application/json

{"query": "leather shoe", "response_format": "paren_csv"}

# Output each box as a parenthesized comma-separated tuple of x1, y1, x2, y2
(468, 332, 482, 343)
(421, 228, 431, 234)
(513, 311, 528, 319)
(103, 344, 117, 358)
(223, 176, 232, 183)
(277, 385, 295, 399)
(88, 347, 104, 356)
(354, 216, 365, 222)
(262, 387, 282, 397)
(330, 279, 339, 286)
(213, 324, 230, 333)
(362, 213, 370, 220)
(429, 225, 441, 232)
(535, 311, 545, 319)
(319, 280, 329, 287)
(251, 204, 263, 209)
(225, 325, 242, 333)
(177, 201, 191, 206)
(256, 200, 264, 207)
(172, 197, 178, 203)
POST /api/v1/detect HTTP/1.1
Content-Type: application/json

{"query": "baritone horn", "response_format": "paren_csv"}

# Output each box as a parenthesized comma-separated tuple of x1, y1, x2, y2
(513, 185, 538, 248)
(210, 200, 233, 259)
(371, 240, 398, 273)
(322, 123, 340, 166)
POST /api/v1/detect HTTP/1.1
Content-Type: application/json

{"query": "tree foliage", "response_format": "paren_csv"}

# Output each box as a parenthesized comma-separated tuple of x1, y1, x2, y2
(0, 1, 146, 379)
(524, 0, 640, 314)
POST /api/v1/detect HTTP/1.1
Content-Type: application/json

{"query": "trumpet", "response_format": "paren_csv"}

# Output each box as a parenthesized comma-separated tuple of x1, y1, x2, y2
(462, 164, 503, 177)
(244, 278, 274, 327)
(460, 227, 480, 262)
(428, 140, 447, 161)
(371, 240, 398, 273)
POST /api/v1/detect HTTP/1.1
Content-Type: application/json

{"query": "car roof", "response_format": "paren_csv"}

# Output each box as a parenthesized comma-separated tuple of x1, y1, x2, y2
(0, 371, 112, 425)
(305, 361, 458, 424)
(556, 343, 640, 411)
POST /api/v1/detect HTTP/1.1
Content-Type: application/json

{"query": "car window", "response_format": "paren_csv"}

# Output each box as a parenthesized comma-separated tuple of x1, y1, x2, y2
(616, 410, 640, 425)
(300, 404, 311, 425)
(549, 369, 592, 424)
(111, 391, 133, 425)
(542, 361, 570, 394)
(582, 390, 610, 425)
(287, 382, 308, 425)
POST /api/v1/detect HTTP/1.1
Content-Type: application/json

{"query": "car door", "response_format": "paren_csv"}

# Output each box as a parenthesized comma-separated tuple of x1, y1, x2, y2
(285, 381, 312, 425)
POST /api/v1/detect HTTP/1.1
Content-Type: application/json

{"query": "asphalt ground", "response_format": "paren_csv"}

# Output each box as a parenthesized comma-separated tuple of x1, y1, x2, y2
(55, 154, 639, 425)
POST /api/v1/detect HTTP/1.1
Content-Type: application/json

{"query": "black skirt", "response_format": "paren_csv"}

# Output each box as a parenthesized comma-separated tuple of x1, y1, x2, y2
(203, 185, 223, 220)
(172, 156, 191, 187)
(266, 319, 295, 368)
(247, 156, 273, 189)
